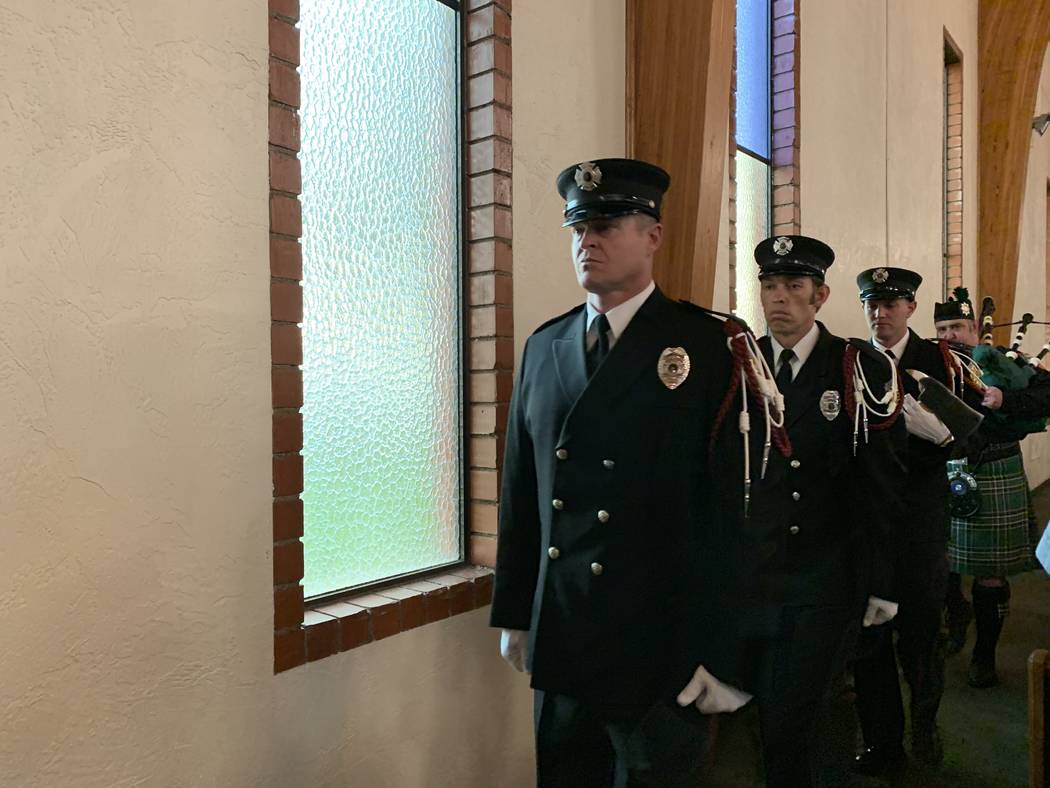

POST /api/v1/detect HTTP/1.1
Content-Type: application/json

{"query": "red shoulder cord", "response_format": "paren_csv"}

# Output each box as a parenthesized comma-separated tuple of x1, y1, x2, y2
(710, 320, 794, 460)
(842, 345, 903, 432)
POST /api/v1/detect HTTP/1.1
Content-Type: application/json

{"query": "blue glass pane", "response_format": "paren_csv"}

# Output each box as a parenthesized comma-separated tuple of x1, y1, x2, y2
(298, 0, 462, 598)
(735, 0, 770, 158)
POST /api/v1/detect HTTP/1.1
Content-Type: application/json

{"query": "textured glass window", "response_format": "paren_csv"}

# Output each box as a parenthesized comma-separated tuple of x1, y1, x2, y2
(734, 151, 770, 333)
(735, 0, 770, 158)
(298, 0, 462, 598)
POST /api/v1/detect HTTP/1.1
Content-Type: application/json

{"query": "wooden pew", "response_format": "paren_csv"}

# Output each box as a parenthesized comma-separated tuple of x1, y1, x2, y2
(1031, 648, 1049, 788)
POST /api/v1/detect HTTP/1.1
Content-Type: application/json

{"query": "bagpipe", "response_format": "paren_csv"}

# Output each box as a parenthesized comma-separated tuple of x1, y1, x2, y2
(939, 295, 1049, 437)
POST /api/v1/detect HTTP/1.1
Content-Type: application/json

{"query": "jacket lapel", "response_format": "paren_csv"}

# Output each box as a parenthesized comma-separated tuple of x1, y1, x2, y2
(586, 288, 671, 404)
(555, 288, 673, 448)
(786, 323, 835, 430)
(552, 309, 589, 409)
(896, 328, 922, 398)
(758, 335, 775, 371)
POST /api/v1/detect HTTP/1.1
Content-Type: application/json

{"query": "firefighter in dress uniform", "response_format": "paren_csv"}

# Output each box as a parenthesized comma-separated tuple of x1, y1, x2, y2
(719, 236, 907, 787)
(850, 267, 957, 775)
(489, 158, 750, 788)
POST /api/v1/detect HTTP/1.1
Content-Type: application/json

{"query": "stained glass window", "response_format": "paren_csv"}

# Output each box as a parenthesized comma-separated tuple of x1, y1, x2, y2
(298, 0, 462, 598)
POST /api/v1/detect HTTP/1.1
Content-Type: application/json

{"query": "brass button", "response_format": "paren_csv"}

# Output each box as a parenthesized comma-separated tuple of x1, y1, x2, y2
(792, 491, 801, 501)
(552, 499, 564, 510)
(590, 562, 604, 576)
(556, 449, 568, 460)
(597, 509, 610, 523)
(603, 459, 616, 470)
(789, 525, 800, 535)
(548, 546, 561, 559)
(790, 459, 801, 469)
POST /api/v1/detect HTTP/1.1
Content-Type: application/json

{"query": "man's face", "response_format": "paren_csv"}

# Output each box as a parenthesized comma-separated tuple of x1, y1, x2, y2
(759, 274, 829, 337)
(935, 318, 980, 346)
(569, 214, 661, 295)
(863, 297, 916, 345)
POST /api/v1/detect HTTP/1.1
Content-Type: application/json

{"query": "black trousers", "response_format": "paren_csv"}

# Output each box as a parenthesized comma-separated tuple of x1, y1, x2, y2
(853, 539, 949, 746)
(741, 605, 854, 788)
(533, 690, 712, 788)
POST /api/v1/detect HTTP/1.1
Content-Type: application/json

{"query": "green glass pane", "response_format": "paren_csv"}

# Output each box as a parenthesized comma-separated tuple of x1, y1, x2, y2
(734, 150, 770, 334)
(299, 0, 462, 598)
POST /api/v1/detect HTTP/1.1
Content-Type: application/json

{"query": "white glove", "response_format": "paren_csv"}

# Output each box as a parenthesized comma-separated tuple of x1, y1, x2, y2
(499, 628, 528, 673)
(902, 394, 953, 446)
(863, 596, 899, 627)
(676, 664, 753, 714)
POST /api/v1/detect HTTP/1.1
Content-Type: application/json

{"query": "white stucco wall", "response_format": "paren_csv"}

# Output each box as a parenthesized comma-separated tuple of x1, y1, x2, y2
(0, 2, 537, 785)
(511, 0, 626, 359)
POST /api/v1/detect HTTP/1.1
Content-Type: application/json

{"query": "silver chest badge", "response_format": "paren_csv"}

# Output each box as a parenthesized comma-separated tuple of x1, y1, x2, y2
(820, 390, 841, 421)
(658, 347, 690, 390)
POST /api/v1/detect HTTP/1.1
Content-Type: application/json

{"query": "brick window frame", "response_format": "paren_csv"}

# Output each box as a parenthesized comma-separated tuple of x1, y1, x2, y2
(268, 0, 511, 673)
(944, 32, 964, 294)
(728, 0, 800, 311)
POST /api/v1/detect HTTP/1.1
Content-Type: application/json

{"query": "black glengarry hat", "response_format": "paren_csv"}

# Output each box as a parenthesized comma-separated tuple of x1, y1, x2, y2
(934, 286, 975, 322)
(556, 158, 670, 227)
(754, 235, 835, 280)
(856, 267, 923, 301)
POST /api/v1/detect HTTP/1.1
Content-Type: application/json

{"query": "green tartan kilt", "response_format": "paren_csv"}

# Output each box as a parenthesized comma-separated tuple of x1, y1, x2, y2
(949, 451, 1032, 577)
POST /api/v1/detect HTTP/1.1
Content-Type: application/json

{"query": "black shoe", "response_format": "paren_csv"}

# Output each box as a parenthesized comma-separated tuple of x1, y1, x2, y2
(968, 659, 999, 688)
(851, 744, 907, 776)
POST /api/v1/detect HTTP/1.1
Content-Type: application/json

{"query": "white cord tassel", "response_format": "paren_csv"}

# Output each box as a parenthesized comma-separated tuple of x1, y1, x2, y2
(851, 345, 900, 454)
(726, 329, 787, 514)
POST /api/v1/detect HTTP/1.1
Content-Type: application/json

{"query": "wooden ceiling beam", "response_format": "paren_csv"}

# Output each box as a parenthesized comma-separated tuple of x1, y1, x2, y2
(627, 0, 734, 305)
(977, 0, 1050, 342)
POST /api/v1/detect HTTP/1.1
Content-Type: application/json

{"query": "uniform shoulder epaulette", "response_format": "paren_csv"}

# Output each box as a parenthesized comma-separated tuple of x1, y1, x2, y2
(847, 337, 888, 364)
(677, 299, 751, 333)
(530, 303, 585, 336)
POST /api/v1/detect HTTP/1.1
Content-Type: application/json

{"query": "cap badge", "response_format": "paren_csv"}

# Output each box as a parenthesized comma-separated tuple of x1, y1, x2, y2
(872, 268, 889, 284)
(961, 302, 972, 316)
(772, 237, 793, 256)
(574, 162, 602, 192)
(657, 347, 690, 390)
(819, 390, 841, 421)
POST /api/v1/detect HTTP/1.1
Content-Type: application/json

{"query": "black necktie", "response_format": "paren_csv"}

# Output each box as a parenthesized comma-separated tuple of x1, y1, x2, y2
(586, 313, 611, 378)
(775, 348, 796, 390)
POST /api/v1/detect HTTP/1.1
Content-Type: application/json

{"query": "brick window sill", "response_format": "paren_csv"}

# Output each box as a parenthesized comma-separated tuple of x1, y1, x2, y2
(275, 565, 494, 672)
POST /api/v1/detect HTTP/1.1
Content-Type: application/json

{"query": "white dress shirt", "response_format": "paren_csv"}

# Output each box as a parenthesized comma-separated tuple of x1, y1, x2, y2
(873, 331, 910, 364)
(585, 280, 656, 350)
(769, 322, 820, 379)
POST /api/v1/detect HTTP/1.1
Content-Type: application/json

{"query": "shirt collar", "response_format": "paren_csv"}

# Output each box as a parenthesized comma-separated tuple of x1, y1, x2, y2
(586, 280, 656, 342)
(769, 321, 820, 368)
(873, 331, 910, 363)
